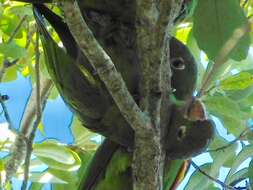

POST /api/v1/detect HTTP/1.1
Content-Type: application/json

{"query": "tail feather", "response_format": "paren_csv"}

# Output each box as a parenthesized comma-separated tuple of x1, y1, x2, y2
(81, 139, 120, 190)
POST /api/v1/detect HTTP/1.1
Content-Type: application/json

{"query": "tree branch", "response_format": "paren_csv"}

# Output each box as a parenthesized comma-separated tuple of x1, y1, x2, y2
(59, 0, 149, 132)
(133, 1, 184, 189)
(21, 30, 41, 190)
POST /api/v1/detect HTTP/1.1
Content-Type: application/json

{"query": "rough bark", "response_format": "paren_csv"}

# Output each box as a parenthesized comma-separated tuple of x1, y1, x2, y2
(133, 1, 184, 189)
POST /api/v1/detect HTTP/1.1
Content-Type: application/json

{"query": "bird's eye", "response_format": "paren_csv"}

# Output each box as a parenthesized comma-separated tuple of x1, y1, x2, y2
(177, 125, 186, 140)
(171, 57, 185, 70)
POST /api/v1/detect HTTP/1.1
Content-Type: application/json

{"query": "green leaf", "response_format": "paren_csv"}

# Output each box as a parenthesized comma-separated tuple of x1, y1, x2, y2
(223, 70, 253, 101)
(184, 163, 212, 190)
(0, 14, 23, 38)
(219, 114, 245, 136)
(48, 168, 78, 184)
(52, 183, 76, 190)
(33, 141, 81, 171)
(28, 158, 46, 169)
(71, 117, 98, 150)
(27, 171, 67, 184)
(205, 185, 220, 190)
(0, 159, 4, 171)
(226, 86, 253, 101)
(37, 122, 46, 136)
(186, 135, 237, 189)
(0, 42, 26, 59)
(226, 168, 248, 186)
(29, 183, 44, 190)
(204, 95, 249, 120)
(248, 159, 253, 189)
(7, 4, 33, 18)
(225, 144, 253, 184)
(193, 0, 250, 61)
(209, 135, 237, 168)
(220, 72, 253, 91)
(2, 65, 18, 82)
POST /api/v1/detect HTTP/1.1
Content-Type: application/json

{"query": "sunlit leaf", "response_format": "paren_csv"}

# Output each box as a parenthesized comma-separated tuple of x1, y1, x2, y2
(0, 14, 23, 38)
(33, 141, 81, 171)
(204, 95, 250, 122)
(219, 72, 253, 91)
(37, 122, 45, 136)
(175, 24, 192, 44)
(27, 170, 67, 184)
(0, 42, 26, 59)
(21, 65, 29, 77)
(48, 168, 78, 184)
(2, 65, 18, 82)
(72, 117, 98, 150)
(0, 159, 4, 171)
(7, 4, 33, 17)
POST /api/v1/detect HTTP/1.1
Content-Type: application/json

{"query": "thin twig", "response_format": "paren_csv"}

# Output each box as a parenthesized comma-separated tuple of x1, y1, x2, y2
(5, 49, 53, 186)
(7, 15, 27, 43)
(207, 127, 252, 153)
(190, 161, 237, 190)
(21, 30, 40, 190)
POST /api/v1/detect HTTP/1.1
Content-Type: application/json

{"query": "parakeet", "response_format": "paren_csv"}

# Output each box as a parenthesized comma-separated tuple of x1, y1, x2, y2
(31, 4, 215, 190)
(33, 4, 214, 157)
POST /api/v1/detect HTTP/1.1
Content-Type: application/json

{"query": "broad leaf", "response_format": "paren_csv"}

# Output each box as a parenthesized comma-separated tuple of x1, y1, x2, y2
(184, 163, 212, 190)
(225, 144, 253, 183)
(219, 72, 253, 91)
(227, 168, 248, 186)
(0, 42, 26, 59)
(33, 141, 81, 171)
(193, 0, 250, 61)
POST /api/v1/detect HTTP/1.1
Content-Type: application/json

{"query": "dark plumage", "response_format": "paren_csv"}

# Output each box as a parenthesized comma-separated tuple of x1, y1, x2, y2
(32, 4, 214, 189)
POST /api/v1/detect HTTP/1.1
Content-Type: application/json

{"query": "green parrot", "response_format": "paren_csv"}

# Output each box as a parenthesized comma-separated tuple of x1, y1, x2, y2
(31, 3, 215, 190)
(33, 4, 214, 156)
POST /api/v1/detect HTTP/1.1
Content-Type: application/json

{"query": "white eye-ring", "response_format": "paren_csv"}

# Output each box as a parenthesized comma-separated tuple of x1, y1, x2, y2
(177, 125, 187, 141)
(171, 57, 185, 70)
